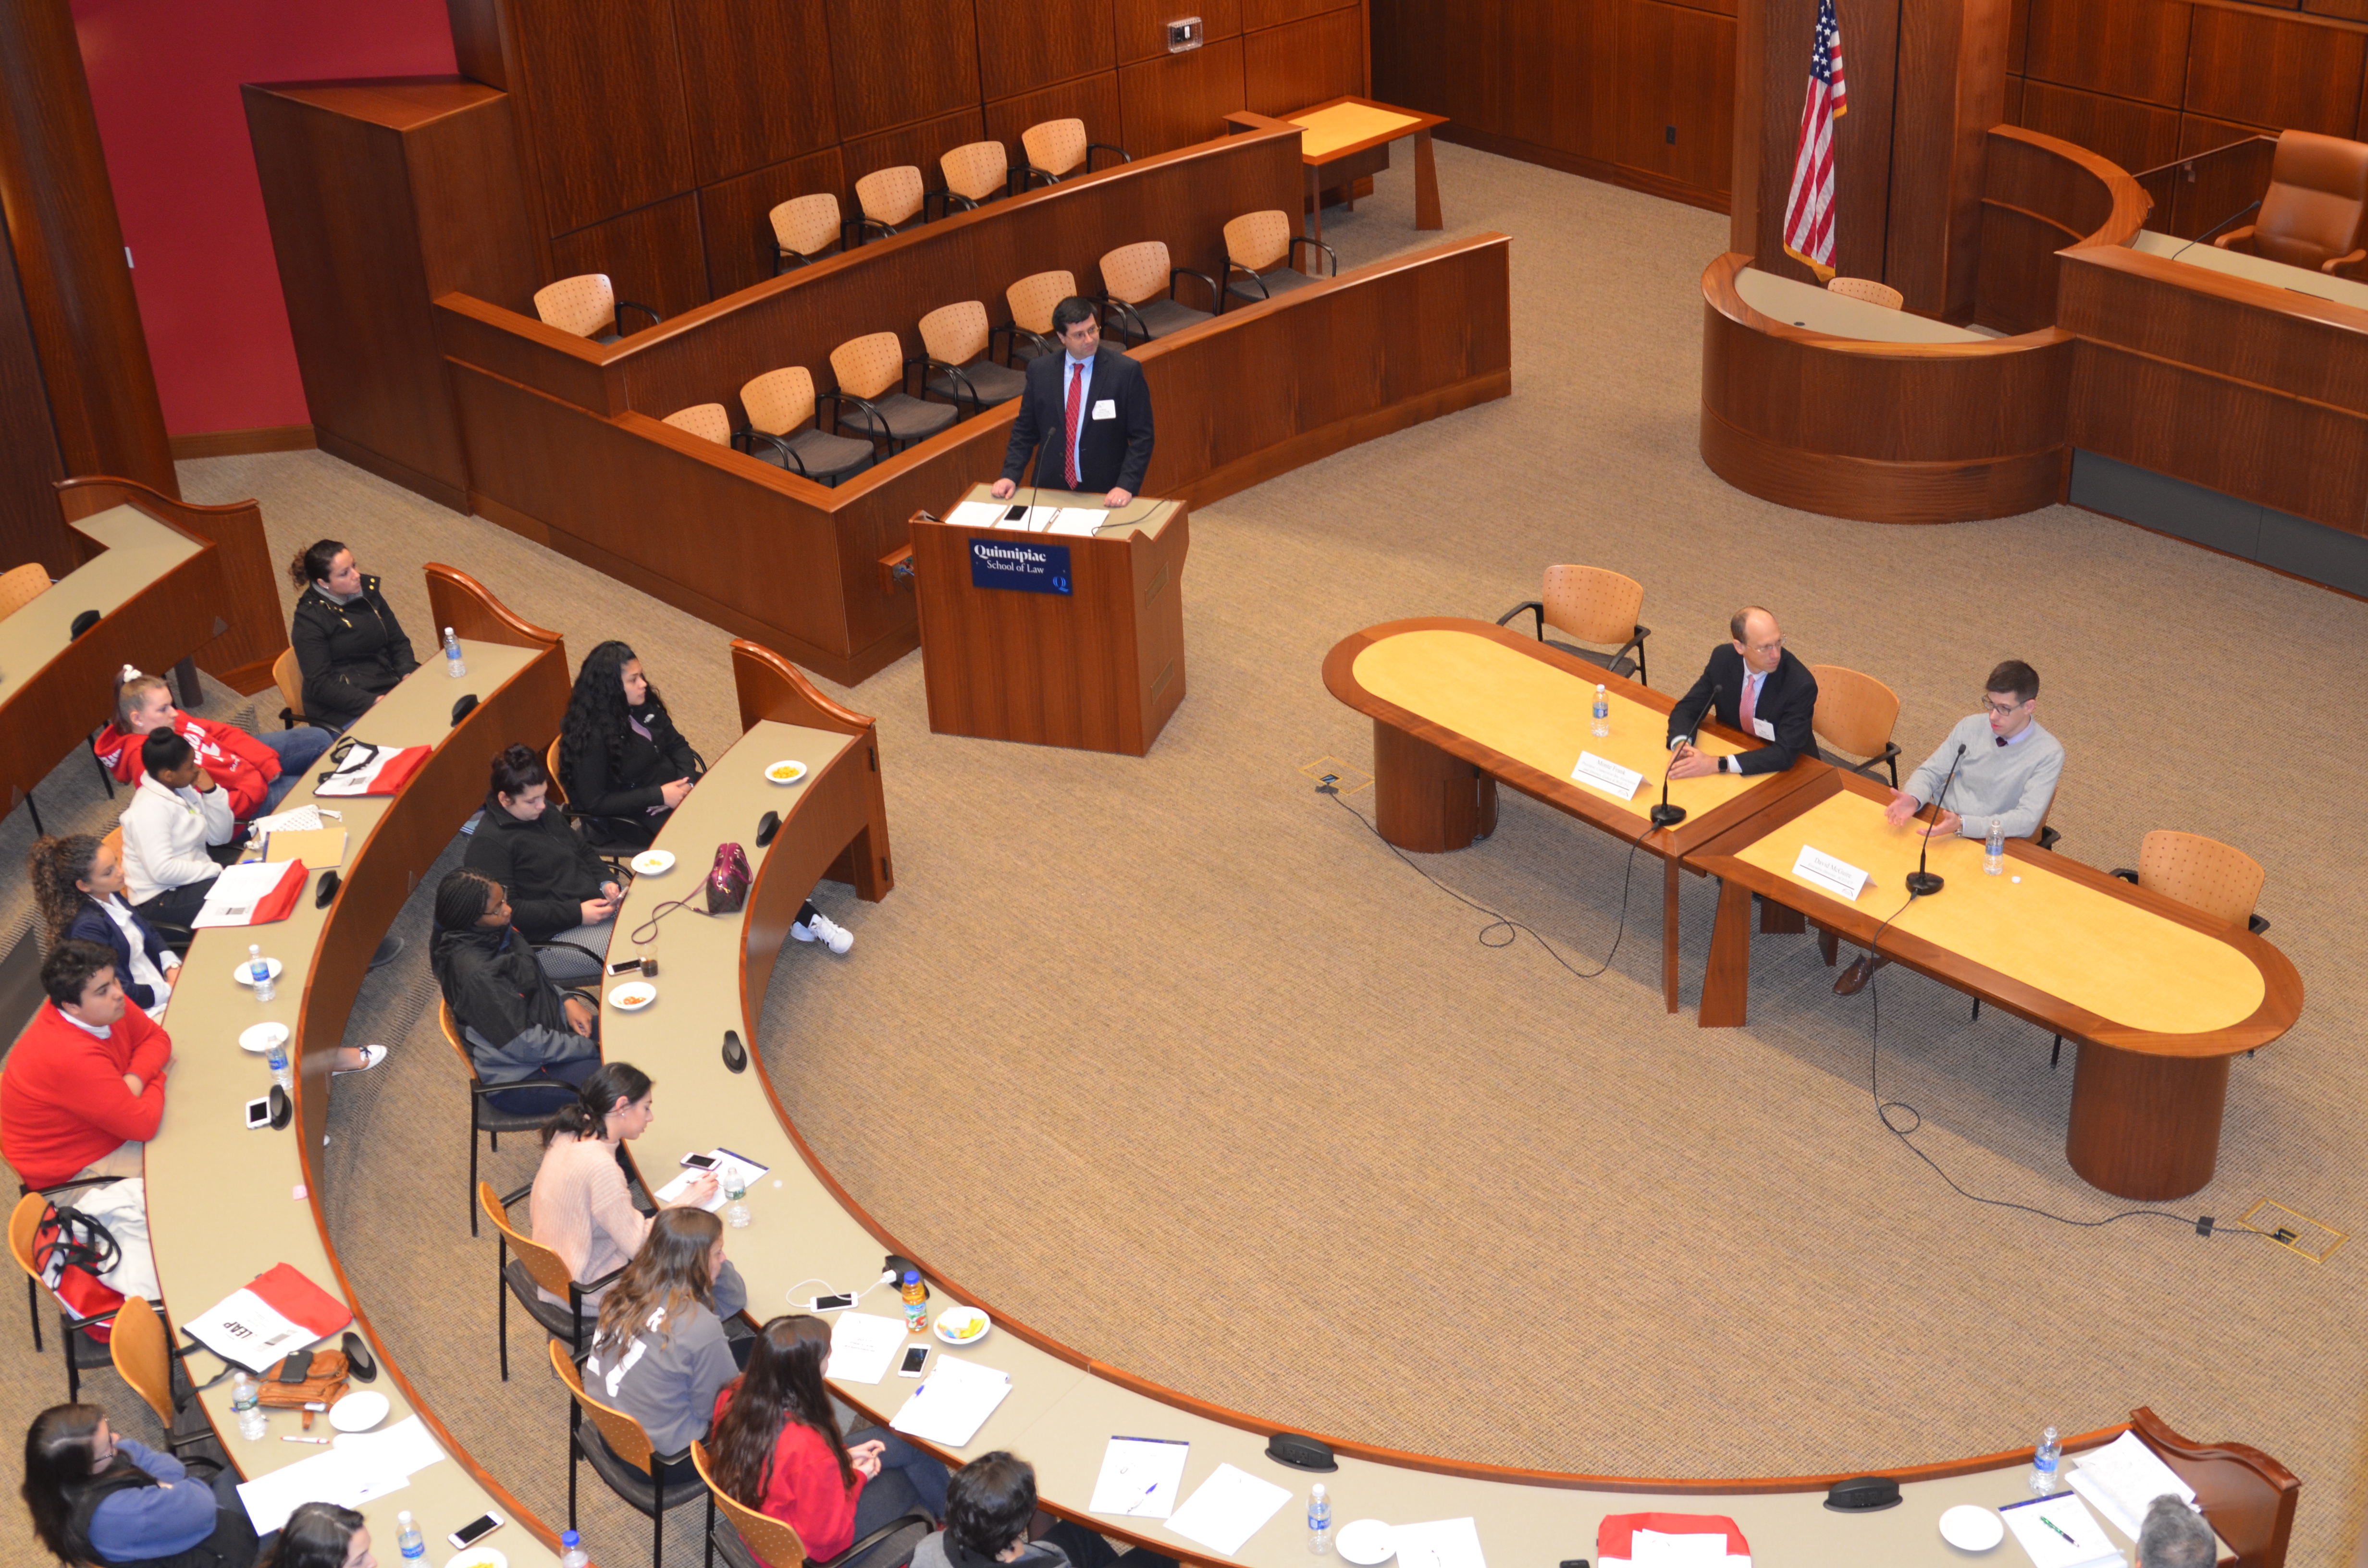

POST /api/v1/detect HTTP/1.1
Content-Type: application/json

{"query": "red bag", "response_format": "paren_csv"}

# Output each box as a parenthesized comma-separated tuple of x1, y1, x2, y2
(704, 843, 751, 915)
(34, 1203, 125, 1343)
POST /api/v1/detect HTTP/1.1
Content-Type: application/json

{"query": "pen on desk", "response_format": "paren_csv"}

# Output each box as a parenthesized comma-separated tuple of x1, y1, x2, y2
(2039, 1515, 2078, 1546)
(281, 1435, 331, 1445)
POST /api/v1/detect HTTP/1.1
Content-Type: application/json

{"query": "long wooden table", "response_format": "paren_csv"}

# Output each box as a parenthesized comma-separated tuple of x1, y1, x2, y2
(1323, 619, 1819, 1012)
(1684, 765, 2305, 1201)
(1226, 98, 1447, 241)
(585, 644, 2298, 1568)
(143, 568, 569, 1565)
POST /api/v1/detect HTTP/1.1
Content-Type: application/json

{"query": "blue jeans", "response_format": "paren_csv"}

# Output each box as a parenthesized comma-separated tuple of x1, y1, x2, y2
(846, 1426, 949, 1524)
(259, 726, 334, 810)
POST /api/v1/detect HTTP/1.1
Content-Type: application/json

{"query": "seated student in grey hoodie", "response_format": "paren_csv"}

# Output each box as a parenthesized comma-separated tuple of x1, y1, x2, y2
(429, 866, 600, 1114)
(913, 1452, 1173, 1568)
(583, 1206, 750, 1486)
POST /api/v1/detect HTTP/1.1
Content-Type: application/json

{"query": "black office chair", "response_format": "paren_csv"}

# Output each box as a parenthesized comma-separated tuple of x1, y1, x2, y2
(553, 1339, 712, 1568)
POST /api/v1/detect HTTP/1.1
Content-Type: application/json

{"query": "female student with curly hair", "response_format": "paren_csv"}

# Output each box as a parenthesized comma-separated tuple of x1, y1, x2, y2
(30, 834, 180, 1020)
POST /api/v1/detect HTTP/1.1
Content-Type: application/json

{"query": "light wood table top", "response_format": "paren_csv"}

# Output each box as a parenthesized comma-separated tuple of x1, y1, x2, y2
(1733, 269, 1990, 344)
(0, 505, 200, 699)
(2131, 228, 2368, 313)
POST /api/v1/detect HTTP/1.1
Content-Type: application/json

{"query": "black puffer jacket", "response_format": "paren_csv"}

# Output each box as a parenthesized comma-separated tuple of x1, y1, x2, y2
(290, 575, 419, 730)
(464, 803, 614, 943)
(561, 703, 700, 848)
(429, 920, 591, 1084)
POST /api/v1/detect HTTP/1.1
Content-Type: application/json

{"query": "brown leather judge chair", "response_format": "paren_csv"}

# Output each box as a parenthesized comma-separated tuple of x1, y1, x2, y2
(2214, 129, 2368, 276)
(1494, 565, 1650, 682)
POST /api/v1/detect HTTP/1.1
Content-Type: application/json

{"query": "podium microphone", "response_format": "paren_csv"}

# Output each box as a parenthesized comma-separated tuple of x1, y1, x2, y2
(1903, 742, 1966, 897)
(1650, 683, 1719, 829)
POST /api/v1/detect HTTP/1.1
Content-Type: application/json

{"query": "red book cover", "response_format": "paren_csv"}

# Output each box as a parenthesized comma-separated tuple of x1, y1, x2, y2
(1598, 1513, 1750, 1564)
(249, 860, 306, 925)
(244, 1262, 351, 1338)
(361, 745, 431, 795)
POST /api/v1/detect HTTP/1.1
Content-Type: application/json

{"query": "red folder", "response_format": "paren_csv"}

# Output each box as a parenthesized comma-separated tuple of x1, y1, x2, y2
(248, 859, 307, 925)
(1598, 1514, 1750, 1566)
(244, 1262, 351, 1339)
(359, 745, 430, 795)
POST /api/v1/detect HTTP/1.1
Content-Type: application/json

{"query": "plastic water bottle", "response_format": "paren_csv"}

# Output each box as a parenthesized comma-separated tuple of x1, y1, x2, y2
(1985, 817, 2006, 876)
(247, 943, 274, 1003)
(231, 1372, 266, 1440)
(724, 1164, 750, 1229)
(395, 1510, 426, 1561)
(443, 626, 466, 677)
(560, 1532, 590, 1568)
(900, 1269, 928, 1334)
(1591, 684, 1610, 738)
(1307, 1483, 1332, 1555)
(2030, 1425, 2061, 1494)
(265, 1034, 293, 1091)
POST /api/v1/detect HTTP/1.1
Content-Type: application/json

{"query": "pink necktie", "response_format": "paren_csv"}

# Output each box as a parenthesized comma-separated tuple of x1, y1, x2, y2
(1063, 363, 1083, 488)
(1739, 675, 1757, 733)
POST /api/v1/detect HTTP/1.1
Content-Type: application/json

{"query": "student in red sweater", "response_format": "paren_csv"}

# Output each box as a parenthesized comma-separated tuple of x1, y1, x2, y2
(709, 1316, 949, 1564)
(0, 942, 171, 1189)
(92, 666, 331, 821)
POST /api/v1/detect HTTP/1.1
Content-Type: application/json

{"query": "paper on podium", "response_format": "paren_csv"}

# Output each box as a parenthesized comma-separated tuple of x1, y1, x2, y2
(890, 1354, 1011, 1446)
(1048, 507, 1109, 536)
(1088, 1435, 1189, 1518)
(1163, 1462, 1292, 1556)
(947, 501, 1009, 529)
(824, 1312, 907, 1384)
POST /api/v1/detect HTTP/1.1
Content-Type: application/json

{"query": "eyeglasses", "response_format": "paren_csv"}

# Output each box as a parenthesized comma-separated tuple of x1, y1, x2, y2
(1982, 697, 2026, 718)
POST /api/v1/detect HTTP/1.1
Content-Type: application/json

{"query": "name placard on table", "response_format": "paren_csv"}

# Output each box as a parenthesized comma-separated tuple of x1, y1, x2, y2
(1792, 844, 1870, 900)
(1571, 751, 1644, 800)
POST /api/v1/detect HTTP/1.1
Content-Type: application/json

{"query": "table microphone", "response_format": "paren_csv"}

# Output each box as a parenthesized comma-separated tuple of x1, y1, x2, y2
(1903, 742, 1966, 897)
(2169, 199, 2262, 262)
(1650, 682, 1718, 829)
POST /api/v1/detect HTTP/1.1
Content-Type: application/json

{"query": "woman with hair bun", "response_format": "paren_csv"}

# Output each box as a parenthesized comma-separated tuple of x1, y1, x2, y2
(287, 539, 417, 732)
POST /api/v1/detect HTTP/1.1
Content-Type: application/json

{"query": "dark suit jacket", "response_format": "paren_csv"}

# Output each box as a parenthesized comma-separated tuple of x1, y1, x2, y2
(1664, 645, 1821, 776)
(999, 346, 1154, 495)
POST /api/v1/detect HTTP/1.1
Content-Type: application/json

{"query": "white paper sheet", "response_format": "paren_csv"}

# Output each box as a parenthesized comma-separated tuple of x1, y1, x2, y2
(235, 1447, 410, 1533)
(247, 805, 325, 835)
(889, 1355, 1011, 1446)
(1088, 1436, 1190, 1519)
(654, 1149, 773, 1212)
(1791, 844, 1870, 901)
(824, 1312, 908, 1384)
(182, 1287, 340, 1372)
(947, 501, 1010, 529)
(1048, 507, 1110, 537)
(1392, 1518, 1488, 1568)
(2072, 1430, 2197, 1534)
(1163, 1462, 1291, 1556)
(1999, 1493, 2122, 1568)
(329, 1414, 446, 1478)
(189, 860, 301, 929)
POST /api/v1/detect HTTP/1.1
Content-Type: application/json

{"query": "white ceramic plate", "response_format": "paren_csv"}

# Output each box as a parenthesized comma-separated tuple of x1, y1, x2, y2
(765, 759, 807, 785)
(934, 1307, 991, 1347)
(1337, 1520, 1394, 1566)
(444, 1550, 506, 1568)
(1938, 1505, 2003, 1551)
(328, 1391, 389, 1433)
(608, 981, 657, 1011)
(631, 850, 676, 876)
(238, 1022, 289, 1055)
(231, 957, 284, 985)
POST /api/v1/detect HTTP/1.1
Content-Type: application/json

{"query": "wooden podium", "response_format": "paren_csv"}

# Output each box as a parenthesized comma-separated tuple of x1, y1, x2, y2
(893, 483, 1188, 756)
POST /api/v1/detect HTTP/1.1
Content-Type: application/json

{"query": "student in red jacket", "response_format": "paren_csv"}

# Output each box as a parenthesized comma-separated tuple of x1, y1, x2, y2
(708, 1316, 948, 1564)
(92, 666, 331, 821)
(0, 942, 171, 1189)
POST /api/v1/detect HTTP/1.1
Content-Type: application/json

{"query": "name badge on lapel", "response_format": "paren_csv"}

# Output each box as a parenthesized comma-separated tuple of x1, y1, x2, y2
(1752, 718, 1776, 741)
(1091, 398, 1117, 419)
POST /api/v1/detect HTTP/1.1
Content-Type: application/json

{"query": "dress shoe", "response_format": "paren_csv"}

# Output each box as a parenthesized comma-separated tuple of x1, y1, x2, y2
(1833, 957, 1874, 996)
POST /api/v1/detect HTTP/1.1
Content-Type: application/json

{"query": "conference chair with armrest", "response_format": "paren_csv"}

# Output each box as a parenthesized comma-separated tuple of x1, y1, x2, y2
(110, 1296, 226, 1467)
(534, 274, 663, 344)
(823, 333, 958, 456)
(853, 166, 927, 243)
(0, 561, 51, 619)
(1826, 276, 1904, 308)
(1221, 209, 1338, 310)
(542, 735, 659, 858)
(14, 1174, 113, 1353)
(1017, 118, 1128, 189)
(738, 368, 877, 485)
(9, 1188, 120, 1402)
(937, 140, 1012, 211)
(552, 1339, 714, 1568)
(2215, 128, 2368, 278)
(771, 193, 845, 274)
(480, 1181, 622, 1382)
(671, 398, 822, 478)
(1495, 565, 1651, 683)
(996, 270, 1076, 366)
(1806, 664, 1901, 786)
(271, 645, 334, 731)
(1098, 241, 1219, 345)
(691, 1439, 934, 1568)
(443, 1001, 559, 1236)
(2110, 831, 2270, 935)
(917, 301, 1027, 414)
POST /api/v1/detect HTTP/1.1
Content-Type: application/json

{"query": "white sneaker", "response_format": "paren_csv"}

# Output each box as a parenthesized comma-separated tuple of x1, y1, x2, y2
(792, 912, 853, 955)
(333, 1043, 388, 1075)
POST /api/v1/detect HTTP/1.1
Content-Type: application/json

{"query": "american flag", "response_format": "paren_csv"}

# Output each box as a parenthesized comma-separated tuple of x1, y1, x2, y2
(1781, 0, 1847, 280)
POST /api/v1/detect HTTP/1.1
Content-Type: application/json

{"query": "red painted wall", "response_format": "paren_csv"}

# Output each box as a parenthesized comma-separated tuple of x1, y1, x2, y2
(71, 0, 457, 437)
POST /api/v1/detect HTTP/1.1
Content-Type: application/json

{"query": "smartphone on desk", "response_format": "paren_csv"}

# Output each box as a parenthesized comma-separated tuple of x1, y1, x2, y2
(244, 1097, 272, 1130)
(898, 1345, 929, 1377)
(810, 1293, 856, 1311)
(448, 1511, 504, 1549)
(681, 1153, 719, 1171)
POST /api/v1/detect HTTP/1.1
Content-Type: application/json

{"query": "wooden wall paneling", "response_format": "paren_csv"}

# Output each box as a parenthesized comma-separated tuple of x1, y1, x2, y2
(696, 147, 850, 302)
(1118, 0, 1244, 63)
(506, 0, 697, 234)
(434, 293, 619, 415)
(1886, 0, 2010, 320)
(0, 236, 72, 573)
(983, 73, 1125, 160)
(1244, 5, 1369, 115)
(2309, 0, 2368, 19)
(842, 108, 993, 208)
(2015, 80, 2181, 176)
(1973, 203, 2082, 330)
(2170, 113, 2274, 236)
(2007, 0, 2028, 71)
(406, 90, 543, 308)
(2184, 4, 2366, 136)
(671, 0, 839, 184)
(445, 0, 506, 88)
(975, 0, 1116, 102)
(1244, 0, 1354, 30)
(2021, 0, 2189, 105)
(1503, 0, 1607, 157)
(2004, 73, 2023, 124)
(828, 0, 985, 140)
(1618, 0, 1737, 200)
(548, 193, 713, 322)
(1120, 34, 1251, 153)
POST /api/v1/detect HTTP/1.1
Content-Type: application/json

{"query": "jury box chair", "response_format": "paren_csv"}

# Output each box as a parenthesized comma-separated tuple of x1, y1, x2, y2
(938, 140, 1011, 210)
(1017, 118, 1129, 187)
(1495, 565, 1651, 683)
(1806, 663, 1901, 786)
(2215, 128, 2368, 276)
(918, 301, 1027, 413)
(854, 165, 927, 241)
(998, 269, 1076, 364)
(825, 333, 958, 455)
(1098, 241, 1219, 345)
(663, 404, 735, 446)
(1825, 276, 1904, 309)
(1221, 210, 1337, 310)
(770, 193, 845, 274)
(479, 1180, 617, 1381)
(534, 274, 663, 343)
(739, 368, 877, 485)
(552, 1338, 711, 1568)
(0, 561, 51, 620)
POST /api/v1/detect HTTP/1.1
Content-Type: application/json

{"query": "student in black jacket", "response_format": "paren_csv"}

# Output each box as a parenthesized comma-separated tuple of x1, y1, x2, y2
(286, 539, 419, 732)
(556, 640, 702, 851)
(464, 745, 620, 982)
(429, 868, 600, 1114)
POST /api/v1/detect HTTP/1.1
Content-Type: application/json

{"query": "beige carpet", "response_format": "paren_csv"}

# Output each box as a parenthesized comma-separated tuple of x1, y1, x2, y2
(2, 141, 2361, 1568)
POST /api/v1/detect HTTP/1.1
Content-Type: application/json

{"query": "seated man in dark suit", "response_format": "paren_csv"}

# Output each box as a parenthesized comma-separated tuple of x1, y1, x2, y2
(989, 296, 1154, 507)
(1664, 605, 1821, 777)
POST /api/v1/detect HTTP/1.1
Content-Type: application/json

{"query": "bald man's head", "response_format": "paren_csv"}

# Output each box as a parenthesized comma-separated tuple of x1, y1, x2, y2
(1729, 607, 1783, 674)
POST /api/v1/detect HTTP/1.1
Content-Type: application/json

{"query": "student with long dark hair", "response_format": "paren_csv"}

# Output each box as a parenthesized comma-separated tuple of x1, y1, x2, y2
(257, 1502, 372, 1568)
(31, 833, 181, 1018)
(583, 1207, 745, 1482)
(709, 1315, 949, 1563)
(556, 640, 701, 850)
(429, 868, 598, 1112)
(463, 743, 620, 981)
(287, 539, 418, 733)
(529, 1062, 744, 1323)
(22, 1402, 259, 1568)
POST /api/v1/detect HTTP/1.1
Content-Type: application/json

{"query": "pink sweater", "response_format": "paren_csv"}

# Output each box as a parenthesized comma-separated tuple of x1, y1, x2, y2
(528, 1132, 649, 1309)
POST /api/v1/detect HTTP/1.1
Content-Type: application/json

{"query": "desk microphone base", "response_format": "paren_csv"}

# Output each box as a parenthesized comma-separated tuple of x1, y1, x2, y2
(1648, 804, 1688, 829)
(1903, 871, 1944, 897)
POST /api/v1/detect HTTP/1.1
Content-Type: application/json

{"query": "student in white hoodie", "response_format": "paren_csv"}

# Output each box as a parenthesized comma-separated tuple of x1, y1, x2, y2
(120, 730, 237, 926)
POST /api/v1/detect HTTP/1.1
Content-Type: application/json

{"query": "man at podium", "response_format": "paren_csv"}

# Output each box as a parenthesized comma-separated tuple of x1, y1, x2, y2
(990, 298, 1155, 507)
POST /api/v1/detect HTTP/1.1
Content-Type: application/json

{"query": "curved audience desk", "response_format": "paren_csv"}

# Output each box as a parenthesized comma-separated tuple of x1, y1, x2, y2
(592, 649, 2298, 1567)
(1699, 128, 2147, 524)
(143, 566, 569, 1566)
